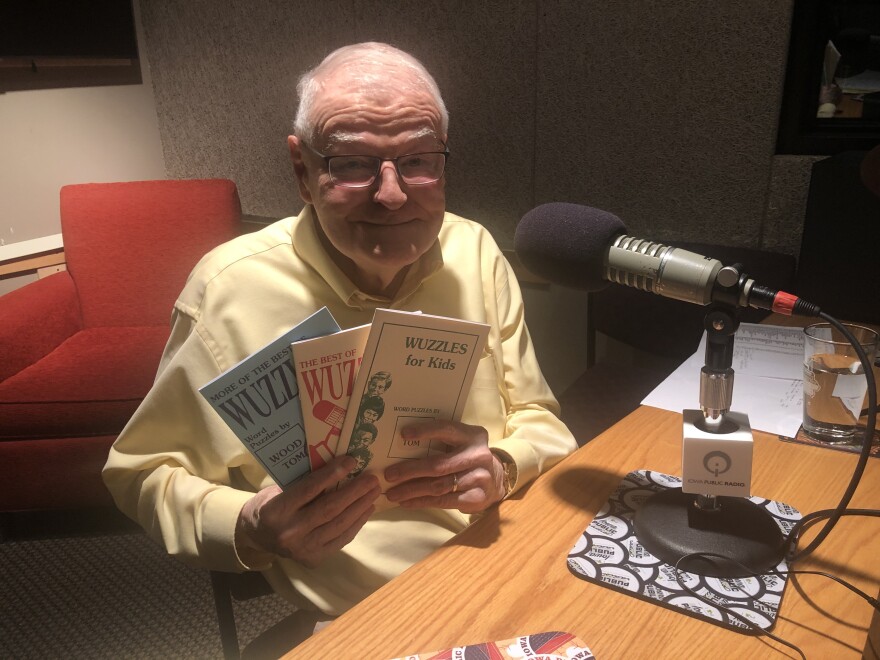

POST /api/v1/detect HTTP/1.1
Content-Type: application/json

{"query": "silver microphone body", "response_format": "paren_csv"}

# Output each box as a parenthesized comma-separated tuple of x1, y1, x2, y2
(605, 236, 727, 306)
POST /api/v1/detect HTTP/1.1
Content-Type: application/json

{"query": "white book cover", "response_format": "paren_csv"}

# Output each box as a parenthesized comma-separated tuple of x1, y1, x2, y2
(291, 323, 371, 471)
(335, 308, 489, 507)
(198, 307, 340, 487)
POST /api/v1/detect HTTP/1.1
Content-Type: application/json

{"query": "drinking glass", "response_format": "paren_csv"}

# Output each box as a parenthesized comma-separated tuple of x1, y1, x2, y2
(802, 323, 879, 444)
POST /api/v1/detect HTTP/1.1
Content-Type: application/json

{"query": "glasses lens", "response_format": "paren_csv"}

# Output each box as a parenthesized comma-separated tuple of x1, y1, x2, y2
(398, 153, 446, 184)
(328, 156, 380, 186)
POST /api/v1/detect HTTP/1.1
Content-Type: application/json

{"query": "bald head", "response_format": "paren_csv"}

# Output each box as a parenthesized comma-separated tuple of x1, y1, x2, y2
(293, 42, 448, 144)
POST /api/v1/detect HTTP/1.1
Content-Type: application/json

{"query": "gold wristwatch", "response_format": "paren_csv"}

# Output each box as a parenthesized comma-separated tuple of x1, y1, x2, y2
(491, 449, 517, 499)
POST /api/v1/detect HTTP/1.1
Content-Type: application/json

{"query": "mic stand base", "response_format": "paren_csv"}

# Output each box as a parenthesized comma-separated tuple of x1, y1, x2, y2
(633, 487, 785, 578)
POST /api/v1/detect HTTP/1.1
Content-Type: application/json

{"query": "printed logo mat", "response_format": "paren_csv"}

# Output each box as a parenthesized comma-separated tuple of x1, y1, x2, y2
(567, 470, 801, 632)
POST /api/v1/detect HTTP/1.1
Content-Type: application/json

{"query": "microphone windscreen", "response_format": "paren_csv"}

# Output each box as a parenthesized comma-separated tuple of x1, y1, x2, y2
(514, 202, 627, 291)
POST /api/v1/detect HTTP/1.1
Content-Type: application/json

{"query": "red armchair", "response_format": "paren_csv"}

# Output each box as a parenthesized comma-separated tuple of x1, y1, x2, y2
(0, 179, 242, 515)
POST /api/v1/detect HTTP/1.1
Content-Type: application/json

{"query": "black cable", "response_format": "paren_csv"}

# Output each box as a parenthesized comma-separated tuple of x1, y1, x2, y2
(661, 312, 878, 656)
(784, 508, 880, 609)
(787, 313, 878, 563)
(784, 567, 880, 610)
(673, 545, 880, 658)
(786, 508, 880, 548)
(673, 553, 806, 659)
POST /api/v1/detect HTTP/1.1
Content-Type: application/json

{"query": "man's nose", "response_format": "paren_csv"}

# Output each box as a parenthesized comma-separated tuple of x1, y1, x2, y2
(372, 162, 407, 209)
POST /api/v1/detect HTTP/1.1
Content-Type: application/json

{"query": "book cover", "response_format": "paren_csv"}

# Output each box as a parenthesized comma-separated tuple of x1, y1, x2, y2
(335, 309, 489, 506)
(388, 630, 594, 659)
(291, 323, 371, 470)
(198, 307, 340, 488)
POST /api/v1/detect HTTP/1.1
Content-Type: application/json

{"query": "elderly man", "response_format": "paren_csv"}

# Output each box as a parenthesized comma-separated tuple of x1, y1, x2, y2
(103, 42, 576, 622)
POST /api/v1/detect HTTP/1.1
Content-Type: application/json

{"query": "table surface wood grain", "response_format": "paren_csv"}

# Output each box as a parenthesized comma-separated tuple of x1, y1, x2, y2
(284, 405, 880, 659)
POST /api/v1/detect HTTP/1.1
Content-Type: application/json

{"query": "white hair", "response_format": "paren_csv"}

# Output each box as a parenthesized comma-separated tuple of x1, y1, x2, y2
(293, 42, 449, 143)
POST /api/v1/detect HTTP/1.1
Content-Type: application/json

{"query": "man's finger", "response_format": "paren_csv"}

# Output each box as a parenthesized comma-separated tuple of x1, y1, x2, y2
(287, 481, 380, 567)
(385, 470, 460, 502)
(287, 454, 359, 506)
(400, 419, 480, 446)
(313, 486, 379, 550)
(296, 472, 381, 531)
(384, 455, 461, 484)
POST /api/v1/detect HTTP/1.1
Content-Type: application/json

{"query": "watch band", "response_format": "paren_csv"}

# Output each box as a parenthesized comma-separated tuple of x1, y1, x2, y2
(490, 448, 517, 499)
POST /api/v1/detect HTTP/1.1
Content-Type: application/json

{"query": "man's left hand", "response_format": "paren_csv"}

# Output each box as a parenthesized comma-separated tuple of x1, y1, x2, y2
(383, 420, 506, 513)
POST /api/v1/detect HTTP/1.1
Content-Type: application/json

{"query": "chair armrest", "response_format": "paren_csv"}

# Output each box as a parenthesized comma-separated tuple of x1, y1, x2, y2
(0, 272, 82, 382)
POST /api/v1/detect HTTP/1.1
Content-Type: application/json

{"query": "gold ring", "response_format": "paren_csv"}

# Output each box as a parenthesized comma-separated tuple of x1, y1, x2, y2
(451, 473, 459, 493)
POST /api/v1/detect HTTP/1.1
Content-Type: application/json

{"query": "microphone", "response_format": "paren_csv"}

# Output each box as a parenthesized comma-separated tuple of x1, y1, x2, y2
(514, 202, 819, 317)
(515, 202, 803, 578)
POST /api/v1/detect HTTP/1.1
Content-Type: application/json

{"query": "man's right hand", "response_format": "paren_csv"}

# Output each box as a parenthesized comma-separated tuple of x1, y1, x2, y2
(235, 455, 381, 568)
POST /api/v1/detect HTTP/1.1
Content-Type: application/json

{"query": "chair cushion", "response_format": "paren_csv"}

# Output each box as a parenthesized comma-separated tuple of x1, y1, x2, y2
(0, 272, 82, 383)
(0, 435, 118, 511)
(0, 326, 169, 439)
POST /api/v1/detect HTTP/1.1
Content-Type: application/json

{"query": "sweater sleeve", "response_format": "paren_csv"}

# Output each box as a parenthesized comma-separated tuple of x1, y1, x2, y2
(103, 308, 273, 572)
(481, 238, 578, 495)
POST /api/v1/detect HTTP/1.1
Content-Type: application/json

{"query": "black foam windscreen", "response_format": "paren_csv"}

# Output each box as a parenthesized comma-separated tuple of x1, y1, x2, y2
(514, 202, 627, 291)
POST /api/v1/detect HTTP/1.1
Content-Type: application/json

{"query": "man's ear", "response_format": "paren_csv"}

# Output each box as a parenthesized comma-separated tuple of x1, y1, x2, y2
(288, 135, 313, 204)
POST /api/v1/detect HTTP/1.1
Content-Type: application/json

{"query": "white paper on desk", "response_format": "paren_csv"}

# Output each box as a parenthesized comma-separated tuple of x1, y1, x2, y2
(836, 68, 880, 94)
(641, 323, 805, 437)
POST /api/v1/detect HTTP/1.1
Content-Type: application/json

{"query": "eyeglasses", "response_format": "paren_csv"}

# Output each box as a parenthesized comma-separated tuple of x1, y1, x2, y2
(302, 142, 449, 188)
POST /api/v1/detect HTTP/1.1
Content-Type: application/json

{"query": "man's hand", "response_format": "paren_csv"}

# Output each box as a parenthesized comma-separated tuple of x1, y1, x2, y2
(383, 420, 506, 513)
(235, 455, 380, 568)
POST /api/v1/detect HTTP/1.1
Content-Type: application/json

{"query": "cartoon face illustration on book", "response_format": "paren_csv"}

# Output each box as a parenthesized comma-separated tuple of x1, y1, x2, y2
(356, 395, 385, 427)
(365, 371, 392, 398)
(347, 422, 379, 477)
(346, 374, 390, 475)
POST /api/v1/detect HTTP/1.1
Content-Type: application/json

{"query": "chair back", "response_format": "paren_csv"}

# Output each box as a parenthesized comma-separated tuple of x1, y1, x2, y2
(796, 151, 880, 324)
(60, 179, 241, 328)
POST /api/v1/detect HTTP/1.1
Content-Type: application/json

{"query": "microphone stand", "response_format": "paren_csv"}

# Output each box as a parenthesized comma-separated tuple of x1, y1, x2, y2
(633, 302, 786, 578)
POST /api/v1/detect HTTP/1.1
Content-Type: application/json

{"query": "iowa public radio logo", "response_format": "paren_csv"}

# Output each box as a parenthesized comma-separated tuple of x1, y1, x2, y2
(703, 450, 731, 477)
(688, 450, 745, 488)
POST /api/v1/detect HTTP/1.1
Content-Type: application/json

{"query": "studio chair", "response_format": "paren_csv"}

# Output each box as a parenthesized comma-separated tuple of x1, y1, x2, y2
(211, 569, 275, 659)
(0, 179, 242, 533)
(795, 148, 880, 325)
(558, 242, 797, 445)
(211, 569, 330, 659)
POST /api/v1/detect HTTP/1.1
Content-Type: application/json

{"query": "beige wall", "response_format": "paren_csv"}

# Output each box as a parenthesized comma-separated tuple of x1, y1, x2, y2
(134, 1, 816, 393)
(0, 2, 166, 296)
(138, 1, 811, 255)
(4, 1, 825, 393)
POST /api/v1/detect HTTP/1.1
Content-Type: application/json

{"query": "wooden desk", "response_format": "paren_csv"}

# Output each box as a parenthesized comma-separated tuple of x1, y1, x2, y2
(285, 406, 880, 659)
(0, 234, 65, 279)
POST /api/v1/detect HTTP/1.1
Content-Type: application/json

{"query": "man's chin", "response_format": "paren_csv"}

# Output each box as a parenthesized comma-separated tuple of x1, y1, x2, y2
(364, 244, 422, 267)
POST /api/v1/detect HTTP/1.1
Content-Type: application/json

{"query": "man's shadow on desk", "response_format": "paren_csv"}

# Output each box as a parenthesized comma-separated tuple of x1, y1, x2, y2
(447, 465, 620, 550)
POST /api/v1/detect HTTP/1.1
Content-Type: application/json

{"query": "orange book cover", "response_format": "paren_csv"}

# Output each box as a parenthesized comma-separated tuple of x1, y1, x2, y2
(389, 630, 594, 659)
(291, 323, 371, 470)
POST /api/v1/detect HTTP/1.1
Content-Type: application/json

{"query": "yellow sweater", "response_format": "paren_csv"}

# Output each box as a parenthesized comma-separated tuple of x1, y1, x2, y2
(103, 206, 576, 615)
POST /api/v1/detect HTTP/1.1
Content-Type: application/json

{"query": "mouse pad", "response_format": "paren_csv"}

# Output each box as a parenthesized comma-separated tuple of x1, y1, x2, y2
(567, 470, 801, 632)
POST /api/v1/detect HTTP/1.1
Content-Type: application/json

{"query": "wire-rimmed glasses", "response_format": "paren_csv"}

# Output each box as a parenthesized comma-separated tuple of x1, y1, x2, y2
(302, 142, 449, 188)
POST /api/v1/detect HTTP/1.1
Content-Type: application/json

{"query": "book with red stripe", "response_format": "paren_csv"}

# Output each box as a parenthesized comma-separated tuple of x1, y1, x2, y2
(291, 323, 371, 471)
(388, 630, 594, 659)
